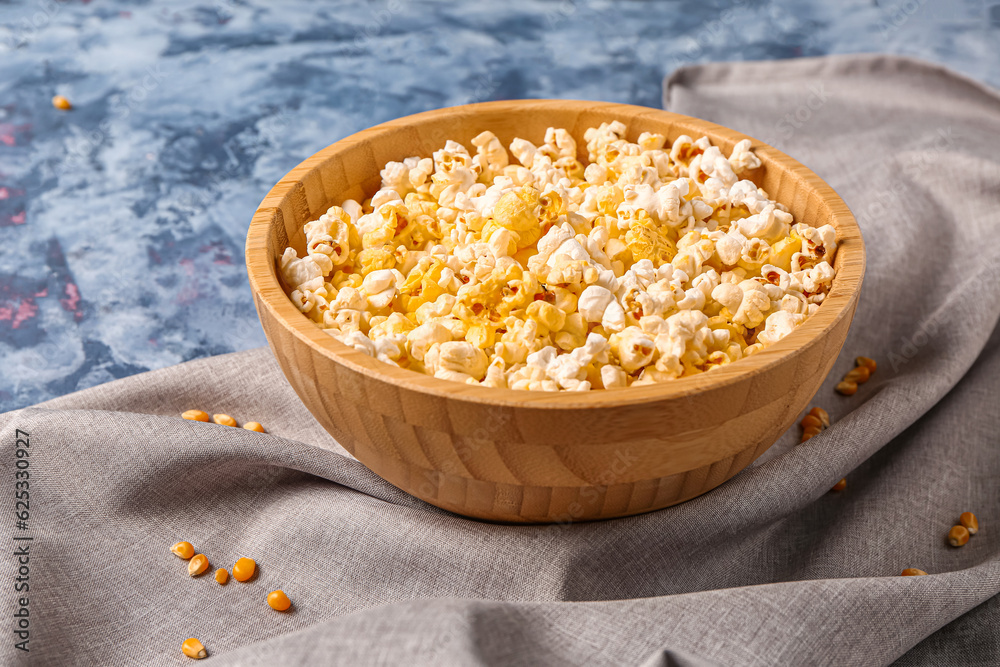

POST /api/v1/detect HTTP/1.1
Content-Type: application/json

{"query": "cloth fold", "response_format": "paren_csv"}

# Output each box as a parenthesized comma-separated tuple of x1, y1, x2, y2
(2, 54, 999, 665)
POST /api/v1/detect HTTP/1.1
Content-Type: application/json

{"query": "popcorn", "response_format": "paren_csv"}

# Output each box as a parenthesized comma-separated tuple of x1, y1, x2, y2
(601, 364, 628, 389)
(304, 206, 355, 273)
(578, 285, 615, 323)
(373, 333, 407, 364)
(425, 341, 489, 380)
(610, 327, 655, 373)
(711, 282, 742, 313)
(407, 322, 452, 362)
(553, 312, 587, 351)
(481, 356, 508, 388)
(362, 269, 400, 311)
(756, 311, 804, 346)
(283, 121, 838, 391)
(733, 204, 792, 243)
(602, 300, 627, 333)
(280, 248, 324, 293)
(732, 280, 772, 329)
(537, 333, 608, 391)
(728, 139, 762, 173)
(471, 131, 508, 182)
(332, 330, 376, 356)
(491, 187, 543, 249)
(526, 300, 566, 335)
(796, 261, 836, 294)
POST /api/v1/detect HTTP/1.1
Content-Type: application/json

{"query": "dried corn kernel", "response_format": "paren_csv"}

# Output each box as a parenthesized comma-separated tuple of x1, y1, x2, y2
(232, 557, 256, 582)
(855, 356, 877, 372)
(835, 380, 858, 396)
(215, 568, 229, 585)
(948, 525, 970, 547)
(831, 478, 847, 492)
(800, 432, 814, 443)
(213, 414, 238, 427)
(267, 589, 292, 611)
(843, 366, 871, 384)
(171, 541, 195, 560)
(188, 553, 209, 576)
(52, 95, 72, 111)
(802, 425, 822, 438)
(243, 421, 266, 433)
(182, 410, 210, 422)
(901, 568, 928, 576)
(182, 638, 207, 659)
(808, 407, 831, 428)
(800, 414, 823, 431)
(959, 511, 979, 535)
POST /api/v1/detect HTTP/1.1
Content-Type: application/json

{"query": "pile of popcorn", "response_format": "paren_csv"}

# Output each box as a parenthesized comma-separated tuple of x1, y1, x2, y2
(279, 121, 838, 391)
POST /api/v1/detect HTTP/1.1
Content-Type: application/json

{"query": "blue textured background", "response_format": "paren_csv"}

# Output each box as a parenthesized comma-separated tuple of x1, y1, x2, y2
(0, 0, 995, 412)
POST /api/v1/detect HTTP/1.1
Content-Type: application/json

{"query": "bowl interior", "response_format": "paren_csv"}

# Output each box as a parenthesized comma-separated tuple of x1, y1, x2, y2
(247, 100, 864, 408)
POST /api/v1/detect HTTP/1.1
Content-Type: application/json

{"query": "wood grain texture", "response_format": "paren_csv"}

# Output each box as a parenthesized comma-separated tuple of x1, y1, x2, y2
(245, 100, 865, 523)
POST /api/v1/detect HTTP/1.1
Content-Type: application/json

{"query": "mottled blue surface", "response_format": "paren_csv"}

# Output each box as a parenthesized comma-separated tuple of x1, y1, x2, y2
(0, 0, 995, 411)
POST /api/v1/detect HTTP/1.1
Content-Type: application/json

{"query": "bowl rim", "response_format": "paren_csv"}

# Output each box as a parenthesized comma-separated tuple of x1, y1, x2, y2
(246, 99, 865, 409)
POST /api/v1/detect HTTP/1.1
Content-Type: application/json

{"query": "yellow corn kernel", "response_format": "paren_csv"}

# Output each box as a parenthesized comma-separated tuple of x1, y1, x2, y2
(948, 525, 970, 547)
(188, 554, 209, 577)
(835, 380, 858, 396)
(232, 557, 256, 582)
(52, 95, 72, 111)
(800, 414, 823, 431)
(843, 366, 870, 384)
(182, 410, 209, 422)
(802, 425, 822, 439)
(243, 421, 265, 433)
(855, 356, 877, 373)
(831, 478, 847, 492)
(215, 568, 229, 585)
(901, 568, 928, 576)
(170, 541, 194, 560)
(267, 589, 292, 611)
(959, 511, 979, 535)
(808, 407, 831, 428)
(213, 414, 238, 427)
(182, 638, 207, 659)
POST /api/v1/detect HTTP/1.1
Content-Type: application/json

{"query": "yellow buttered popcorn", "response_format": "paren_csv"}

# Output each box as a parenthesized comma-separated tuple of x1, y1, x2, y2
(399, 258, 448, 312)
(526, 300, 566, 336)
(281, 121, 839, 391)
(491, 186, 543, 249)
(356, 246, 396, 276)
(623, 212, 677, 265)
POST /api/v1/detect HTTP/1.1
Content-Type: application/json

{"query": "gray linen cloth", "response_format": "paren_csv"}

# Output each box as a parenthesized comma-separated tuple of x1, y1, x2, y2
(2, 55, 999, 666)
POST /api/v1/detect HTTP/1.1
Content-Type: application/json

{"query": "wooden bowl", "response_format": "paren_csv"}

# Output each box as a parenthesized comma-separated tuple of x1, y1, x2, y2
(246, 100, 864, 523)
